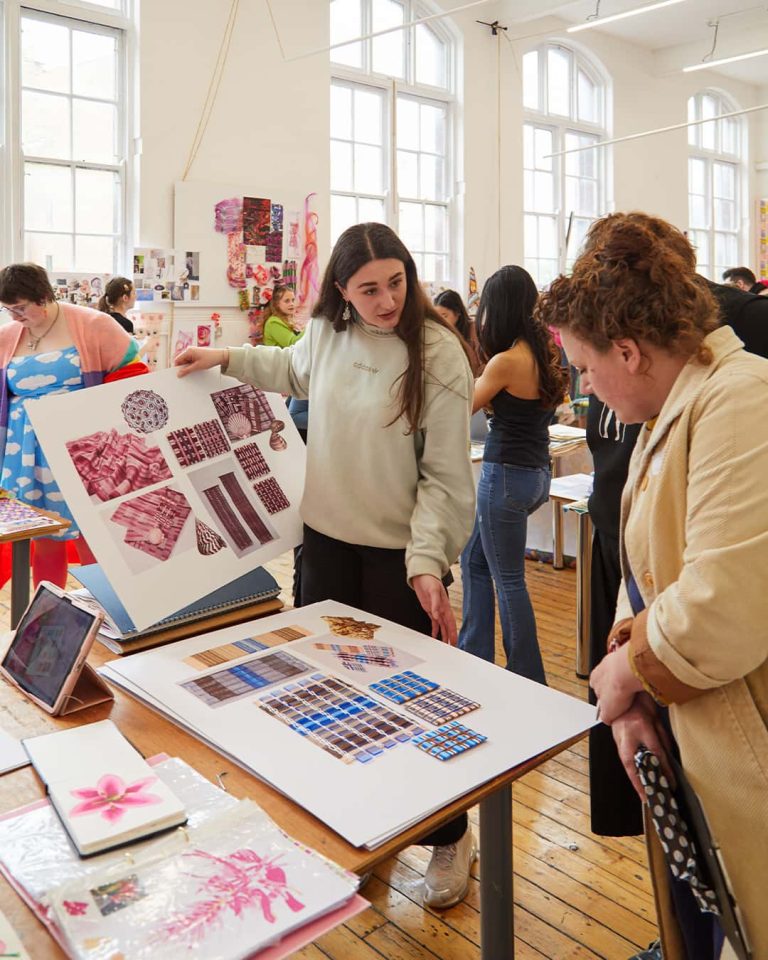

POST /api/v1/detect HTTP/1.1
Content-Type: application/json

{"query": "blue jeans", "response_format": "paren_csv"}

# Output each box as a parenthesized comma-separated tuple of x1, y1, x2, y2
(459, 461, 550, 684)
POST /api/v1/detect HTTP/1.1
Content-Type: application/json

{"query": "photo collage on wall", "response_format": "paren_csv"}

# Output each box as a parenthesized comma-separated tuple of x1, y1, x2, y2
(52, 273, 111, 307)
(133, 248, 201, 303)
(215, 195, 299, 311)
(28, 368, 305, 630)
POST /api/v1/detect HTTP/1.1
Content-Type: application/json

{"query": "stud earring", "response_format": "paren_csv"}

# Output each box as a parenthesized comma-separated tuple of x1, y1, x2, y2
(342, 301, 351, 323)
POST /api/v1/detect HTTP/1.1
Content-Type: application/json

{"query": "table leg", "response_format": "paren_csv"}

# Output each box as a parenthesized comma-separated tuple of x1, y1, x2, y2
(10, 540, 31, 629)
(575, 513, 593, 679)
(552, 502, 564, 570)
(479, 783, 514, 958)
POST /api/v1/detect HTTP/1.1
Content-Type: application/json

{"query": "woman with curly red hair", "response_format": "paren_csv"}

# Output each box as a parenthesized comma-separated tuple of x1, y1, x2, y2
(537, 212, 768, 960)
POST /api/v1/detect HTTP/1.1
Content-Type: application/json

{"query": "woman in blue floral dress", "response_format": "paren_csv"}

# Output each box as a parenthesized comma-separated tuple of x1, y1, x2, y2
(0, 263, 142, 587)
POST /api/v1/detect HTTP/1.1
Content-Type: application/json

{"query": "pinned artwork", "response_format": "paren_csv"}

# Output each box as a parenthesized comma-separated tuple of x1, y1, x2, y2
(411, 721, 487, 761)
(27, 368, 305, 631)
(243, 197, 272, 246)
(320, 615, 381, 642)
(66, 430, 173, 503)
(369, 670, 440, 705)
(211, 385, 276, 440)
(253, 476, 290, 515)
(51, 273, 110, 307)
(181, 650, 310, 707)
(257, 672, 424, 765)
(121, 390, 170, 434)
(268, 419, 288, 451)
(109, 486, 192, 564)
(167, 420, 230, 468)
(194, 518, 226, 556)
(133, 248, 201, 303)
(214, 197, 243, 234)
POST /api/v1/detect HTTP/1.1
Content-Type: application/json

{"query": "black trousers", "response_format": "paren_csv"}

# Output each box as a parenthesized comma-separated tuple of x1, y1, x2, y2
(299, 524, 468, 846)
(588, 529, 643, 837)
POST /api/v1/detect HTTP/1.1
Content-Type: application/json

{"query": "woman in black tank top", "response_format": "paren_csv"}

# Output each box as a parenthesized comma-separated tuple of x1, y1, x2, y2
(458, 266, 567, 683)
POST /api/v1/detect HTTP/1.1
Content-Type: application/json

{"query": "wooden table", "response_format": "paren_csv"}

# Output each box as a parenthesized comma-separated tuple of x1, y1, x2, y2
(0, 503, 70, 628)
(0, 640, 589, 959)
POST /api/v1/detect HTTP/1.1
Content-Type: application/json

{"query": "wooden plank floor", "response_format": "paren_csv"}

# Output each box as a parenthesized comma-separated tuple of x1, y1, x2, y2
(0, 555, 655, 959)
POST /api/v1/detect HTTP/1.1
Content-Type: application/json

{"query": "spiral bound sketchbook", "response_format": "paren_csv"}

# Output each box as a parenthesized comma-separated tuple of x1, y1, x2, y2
(72, 564, 282, 654)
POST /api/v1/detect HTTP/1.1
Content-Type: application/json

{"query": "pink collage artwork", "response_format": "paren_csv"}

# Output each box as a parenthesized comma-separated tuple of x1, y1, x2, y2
(66, 430, 173, 503)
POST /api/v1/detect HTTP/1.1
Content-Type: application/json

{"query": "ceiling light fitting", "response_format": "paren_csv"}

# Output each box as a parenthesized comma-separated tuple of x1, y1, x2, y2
(567, 0, 687, 33)
(683, 47, 768, 71)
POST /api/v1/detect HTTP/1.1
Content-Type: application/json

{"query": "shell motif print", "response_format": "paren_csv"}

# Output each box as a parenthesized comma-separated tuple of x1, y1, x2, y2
(121, 390, 170, 434)
(196, 518, 227, 555)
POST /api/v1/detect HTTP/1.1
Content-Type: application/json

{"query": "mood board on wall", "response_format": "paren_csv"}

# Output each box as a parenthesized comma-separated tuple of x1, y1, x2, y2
(27, 368, 305, 631)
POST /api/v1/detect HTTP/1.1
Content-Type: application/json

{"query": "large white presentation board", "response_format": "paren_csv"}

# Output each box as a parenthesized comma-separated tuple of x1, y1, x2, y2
(28, 368, 305, 630)
(101, 600, 598, 849)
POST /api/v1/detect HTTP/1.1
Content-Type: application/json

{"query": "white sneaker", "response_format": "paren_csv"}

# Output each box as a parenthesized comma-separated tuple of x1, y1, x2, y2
(423, 829, 478, 909)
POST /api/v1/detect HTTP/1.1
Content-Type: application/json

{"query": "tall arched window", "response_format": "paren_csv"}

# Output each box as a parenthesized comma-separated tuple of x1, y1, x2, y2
(522, 43, 609, 287)
(687, 90, 744, 280)
(330, 0, 455, 283)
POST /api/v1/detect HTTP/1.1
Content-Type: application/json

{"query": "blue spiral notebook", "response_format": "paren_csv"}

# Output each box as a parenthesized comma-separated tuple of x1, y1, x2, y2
(72, 564, 281, 652)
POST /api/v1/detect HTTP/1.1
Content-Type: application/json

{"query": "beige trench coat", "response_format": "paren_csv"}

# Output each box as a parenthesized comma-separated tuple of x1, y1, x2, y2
(614, 326, 768, 960)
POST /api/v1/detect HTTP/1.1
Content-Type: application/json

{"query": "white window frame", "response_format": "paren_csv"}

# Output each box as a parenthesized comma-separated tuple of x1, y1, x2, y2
(330, 0, 457, 284)
(522, 42, 610, 287)
(687, 89, 745, 281)
(1, 0, 133, 272)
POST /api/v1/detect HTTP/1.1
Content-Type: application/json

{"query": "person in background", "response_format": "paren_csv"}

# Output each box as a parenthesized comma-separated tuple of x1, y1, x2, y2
(177, 222, 478, 910)
(0, 263, 143, 588)
(434, 289, 484, 375)
(262, 285, 303, 347)
(98, 277, 136, 334)
(721, 266, 768, 296)
(540, 212, 768, 960)
(458, 265, 567, 683)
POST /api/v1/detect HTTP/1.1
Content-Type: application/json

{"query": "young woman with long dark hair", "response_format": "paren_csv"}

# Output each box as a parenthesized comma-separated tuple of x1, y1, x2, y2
(98, 277, 136, 334)
(433, 289, 483, 375)
(176, 223, 477, 907)
(458, 265, 567, 683)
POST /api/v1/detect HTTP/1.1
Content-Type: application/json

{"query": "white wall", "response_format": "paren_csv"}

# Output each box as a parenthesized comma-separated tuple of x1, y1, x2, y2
(134, 1, 763, 317)
(135, 0, 329, 341)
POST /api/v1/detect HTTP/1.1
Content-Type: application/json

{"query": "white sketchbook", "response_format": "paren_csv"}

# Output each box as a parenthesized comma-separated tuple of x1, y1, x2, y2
(23, 720, 187, 856)
(27, 368, 305, 631)
(100, 600, 599, 849)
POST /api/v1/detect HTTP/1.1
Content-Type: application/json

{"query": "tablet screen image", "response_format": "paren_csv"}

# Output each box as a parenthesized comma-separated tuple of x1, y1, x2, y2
(2, 584, 98, 709)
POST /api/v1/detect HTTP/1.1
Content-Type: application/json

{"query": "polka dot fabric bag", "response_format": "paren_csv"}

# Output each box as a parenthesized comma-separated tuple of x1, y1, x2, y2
(634, 748, 752, 960)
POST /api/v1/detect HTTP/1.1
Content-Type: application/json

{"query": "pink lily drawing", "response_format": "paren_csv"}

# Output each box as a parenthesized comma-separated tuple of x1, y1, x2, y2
(69, 774, 162, 823)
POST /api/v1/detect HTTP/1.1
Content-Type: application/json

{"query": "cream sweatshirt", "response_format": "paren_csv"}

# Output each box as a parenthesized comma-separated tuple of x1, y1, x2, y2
(225, 316, 475, 580)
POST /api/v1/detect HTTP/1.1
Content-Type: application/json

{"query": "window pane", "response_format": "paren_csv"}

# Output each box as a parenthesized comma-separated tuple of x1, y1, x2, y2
(22, 91, 71, 159)
(424, 205, 447, 252)
(73, 29, 117, 101)
(537, 216, 557, 259)
(565, 133, 597, 177)
(577, 69, 597, 124)
(330, 84, 352, 139)
(689, 193, 708, 229)
(569, 217, 590, 259)
(523, 124, 534, 169)
(25, 232, 74, 271)
(533, 127, 553, 171)
(73, 100, 118, 163)
(419, 154, 442, 201)
(687, 96, 698, 146)
(415, 24, 447, 88)
(330, 0, 363, 68)
(534, 170, 555, 213)
(714, 199, 736, 231)
(397, 97, 419, 150)
(688, 229, 710, 273)
(331, 194, 357, 244)
(75, 235, 114, 272)
(24, 163, 73, 232)
(76, 168, 119, 234)
(547, 47, 570, 117)
(523, 52, 538, 111)
(22, 17, 70, 94)
(721, 117, 738, 155)
(422, 254, 447, 282)
(397, 150, 418, 197)
(524, 214, 538, 253)
(689, 157, 706, 195)
(372, 0, 405, 79)
(354, 88, 383, 145)
(353, 144, 384, 193)
(714, 161, 735, 199)
(420, 102, 445, 155)
(357, 197, 385, 222)
(331, 140, 354, 190)
(398, 202, 423, 250)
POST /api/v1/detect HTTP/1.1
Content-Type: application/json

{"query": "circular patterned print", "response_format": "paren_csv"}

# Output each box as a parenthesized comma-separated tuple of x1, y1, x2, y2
(121, 389, 169, 434)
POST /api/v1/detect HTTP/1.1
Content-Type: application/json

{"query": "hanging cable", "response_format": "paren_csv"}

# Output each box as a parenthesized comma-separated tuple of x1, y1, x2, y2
(181, 0, 241, 181)
(703, 19, 720, 62)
